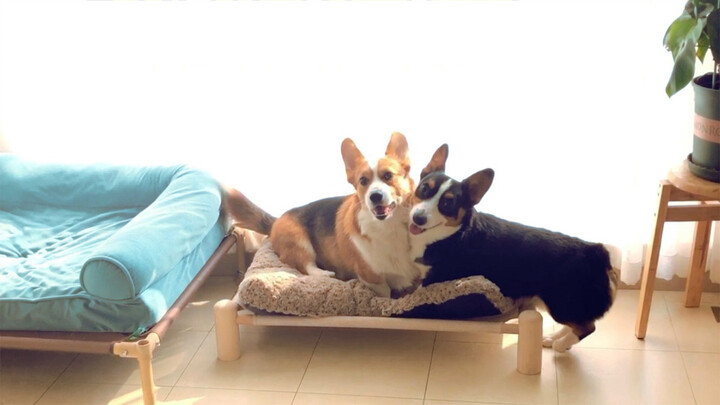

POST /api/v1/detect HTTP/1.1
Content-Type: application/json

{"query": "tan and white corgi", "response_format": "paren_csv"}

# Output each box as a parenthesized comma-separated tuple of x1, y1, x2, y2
(222, 132, 420, 297)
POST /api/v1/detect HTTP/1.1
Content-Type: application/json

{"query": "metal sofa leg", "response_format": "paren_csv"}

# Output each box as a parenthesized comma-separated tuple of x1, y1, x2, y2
(214, 299, 241, 361)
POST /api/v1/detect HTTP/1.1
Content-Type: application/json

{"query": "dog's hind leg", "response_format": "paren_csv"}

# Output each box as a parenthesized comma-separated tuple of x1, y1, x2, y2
(551, 322, 596, 353)
(270, 216, 336, 278)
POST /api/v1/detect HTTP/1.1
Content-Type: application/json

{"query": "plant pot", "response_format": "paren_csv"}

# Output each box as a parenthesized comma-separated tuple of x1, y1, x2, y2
(688, 72, 720, 183)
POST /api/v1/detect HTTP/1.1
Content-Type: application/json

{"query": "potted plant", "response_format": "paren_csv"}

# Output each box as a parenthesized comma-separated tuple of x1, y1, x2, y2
(665, 0, 720, 182)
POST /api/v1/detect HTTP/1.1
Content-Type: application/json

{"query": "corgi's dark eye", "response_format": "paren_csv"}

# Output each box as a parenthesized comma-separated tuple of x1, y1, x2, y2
(359, 176, 369, 186)
(418, 183, 429, 195)
(439, 197, 453, 212)
(383, 172, 393, 181)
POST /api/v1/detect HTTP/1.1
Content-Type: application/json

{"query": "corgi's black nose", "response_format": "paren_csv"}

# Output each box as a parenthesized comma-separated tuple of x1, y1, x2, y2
(369, 191, 383, 204)
(412, 211, 427, 226)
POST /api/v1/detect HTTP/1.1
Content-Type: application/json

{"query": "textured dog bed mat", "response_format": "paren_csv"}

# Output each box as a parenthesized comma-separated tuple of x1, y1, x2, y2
(235, 241, 518, 319)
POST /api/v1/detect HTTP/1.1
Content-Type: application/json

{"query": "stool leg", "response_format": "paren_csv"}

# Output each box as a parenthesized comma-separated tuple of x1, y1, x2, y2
(684, 217, 711, 307)
(635, 182, 672, 339)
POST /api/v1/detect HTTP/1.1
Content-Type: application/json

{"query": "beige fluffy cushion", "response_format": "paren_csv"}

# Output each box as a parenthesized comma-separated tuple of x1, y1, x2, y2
(235, 241, 517, 319)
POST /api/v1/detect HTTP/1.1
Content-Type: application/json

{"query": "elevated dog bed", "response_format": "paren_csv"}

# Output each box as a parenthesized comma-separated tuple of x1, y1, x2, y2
(236, 240, 517, 319)
(215, 228, 544, 375)
(0, 154, 234, 404)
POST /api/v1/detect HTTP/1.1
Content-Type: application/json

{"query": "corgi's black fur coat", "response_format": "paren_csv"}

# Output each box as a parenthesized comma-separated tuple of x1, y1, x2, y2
(419, 200, 614, 328)
(410, 145, 617, 351)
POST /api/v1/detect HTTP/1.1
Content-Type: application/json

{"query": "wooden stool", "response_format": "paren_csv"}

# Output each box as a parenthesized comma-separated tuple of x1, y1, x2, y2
(635, 161, 720, 339)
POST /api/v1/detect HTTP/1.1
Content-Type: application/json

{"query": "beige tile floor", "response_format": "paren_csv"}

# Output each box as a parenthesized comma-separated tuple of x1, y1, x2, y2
(1, 276, 719, 405)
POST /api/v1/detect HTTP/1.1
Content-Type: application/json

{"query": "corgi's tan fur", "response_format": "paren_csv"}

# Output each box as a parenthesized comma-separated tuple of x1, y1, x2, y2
(223, 133, 420, 297)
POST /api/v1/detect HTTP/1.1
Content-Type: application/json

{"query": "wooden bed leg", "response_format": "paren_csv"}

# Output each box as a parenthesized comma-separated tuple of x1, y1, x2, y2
(517, 310, 542, 375)
(214, 299, 241, 361)
(231, 226, 247, 279)
(113, 332, 160, 405)
(136, 338, 156, 405)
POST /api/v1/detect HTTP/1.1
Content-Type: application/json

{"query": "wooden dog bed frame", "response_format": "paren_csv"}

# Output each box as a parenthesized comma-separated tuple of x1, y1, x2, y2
(214, 229, 544, 375)
(0, 233, 238, 405)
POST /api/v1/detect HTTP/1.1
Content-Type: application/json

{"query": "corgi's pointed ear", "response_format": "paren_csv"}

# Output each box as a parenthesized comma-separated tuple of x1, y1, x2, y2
(341, 138, 366, 184)
(420, 144, 449, 180)
(386, 132, 409, 160)
(385, 132, 410, 173)
(462, 168, 494, 206)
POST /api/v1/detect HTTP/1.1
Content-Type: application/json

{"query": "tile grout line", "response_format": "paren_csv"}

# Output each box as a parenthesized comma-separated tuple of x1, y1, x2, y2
(291, 327, 325, 405)
(32, 353, 79, 405)
(168, 328, 214, 401)
(155, 282, 235, 400)
(658, 291, 682, 353)
(664, 293, 699, 405)
(678, 351, 700, 405)
(421, 331, 438, 402)
(292, 391, 424, 402)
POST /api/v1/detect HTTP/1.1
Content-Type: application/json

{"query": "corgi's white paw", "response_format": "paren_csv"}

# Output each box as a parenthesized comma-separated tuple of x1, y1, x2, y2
(552, 340, 571, 353)
(543, 326, 572, 349)
(305, 265, 336, 278)
(367, 282, 391, 298)
(552, 332, 580, 353)
(542, 336, 555, 348)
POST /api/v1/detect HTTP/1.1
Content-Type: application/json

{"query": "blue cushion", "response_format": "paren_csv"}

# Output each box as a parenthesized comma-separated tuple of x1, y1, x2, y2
(0, 154, 224, 331)
(80, 165, 223, 300)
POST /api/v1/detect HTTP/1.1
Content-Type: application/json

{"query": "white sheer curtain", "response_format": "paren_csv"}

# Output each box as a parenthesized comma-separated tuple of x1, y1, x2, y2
(0, 0, 717, 285)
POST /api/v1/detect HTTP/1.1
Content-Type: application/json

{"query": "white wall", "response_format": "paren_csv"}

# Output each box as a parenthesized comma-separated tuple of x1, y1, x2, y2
(0, 0, 711, 256)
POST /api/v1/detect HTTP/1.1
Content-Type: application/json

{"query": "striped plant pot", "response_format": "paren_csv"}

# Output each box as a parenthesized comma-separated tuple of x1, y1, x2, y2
(688, 72, 720, 183)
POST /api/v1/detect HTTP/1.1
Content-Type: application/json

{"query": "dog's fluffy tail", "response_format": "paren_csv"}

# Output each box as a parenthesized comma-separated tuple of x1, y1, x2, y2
(593, 243, 619, 303)
(221, 185, 276, 235)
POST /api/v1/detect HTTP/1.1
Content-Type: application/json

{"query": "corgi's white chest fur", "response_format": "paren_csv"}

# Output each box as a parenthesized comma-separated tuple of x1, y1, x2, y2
(408, 228, 459, 280)
(408, 180, 462, 280)
(352, 205, 419, 294)
(409, 236, 431, 279)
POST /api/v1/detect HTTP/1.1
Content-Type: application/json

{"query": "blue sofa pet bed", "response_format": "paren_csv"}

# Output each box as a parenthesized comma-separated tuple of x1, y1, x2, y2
(0, 154, 236, 404)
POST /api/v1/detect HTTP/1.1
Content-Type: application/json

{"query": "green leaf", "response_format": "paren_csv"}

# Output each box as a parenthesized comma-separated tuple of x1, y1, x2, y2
(667, 38, 698, 96)
(698, 33, 709, 62)
(697, 3, 716, 18)
(691, 0, 717, 16)
(708, 9, 720, 63)
(664, 15, 706, 58)
(664, 14, 706, 96)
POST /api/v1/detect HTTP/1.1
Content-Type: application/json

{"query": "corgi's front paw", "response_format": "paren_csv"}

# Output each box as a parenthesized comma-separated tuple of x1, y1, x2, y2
(305, 264, 336, 278)
(367, 282, 391, 298)
(542, 336, 555, 348)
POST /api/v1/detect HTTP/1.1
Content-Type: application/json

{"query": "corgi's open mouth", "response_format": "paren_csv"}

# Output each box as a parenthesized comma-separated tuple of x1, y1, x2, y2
(372, 202, 396, 220)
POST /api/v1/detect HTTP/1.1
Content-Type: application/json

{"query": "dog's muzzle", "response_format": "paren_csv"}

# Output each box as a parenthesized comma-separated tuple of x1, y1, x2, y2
(409, 210, 428, 234)
(408, 209, 440, 235)
(368, 190, 396, 220)
(372, 202, 396, 220)
(412, 211, 427, 226)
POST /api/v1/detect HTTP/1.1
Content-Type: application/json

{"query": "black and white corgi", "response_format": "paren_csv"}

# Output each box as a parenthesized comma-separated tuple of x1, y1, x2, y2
(408, 144, 618, 352)
(223, 132, 420, 297)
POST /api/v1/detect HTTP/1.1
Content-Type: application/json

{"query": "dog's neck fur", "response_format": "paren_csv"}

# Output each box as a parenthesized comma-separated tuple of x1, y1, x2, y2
(409, 221, 461, 279)
(352, 201, 419, 293)
(408, 191, 473, 279)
